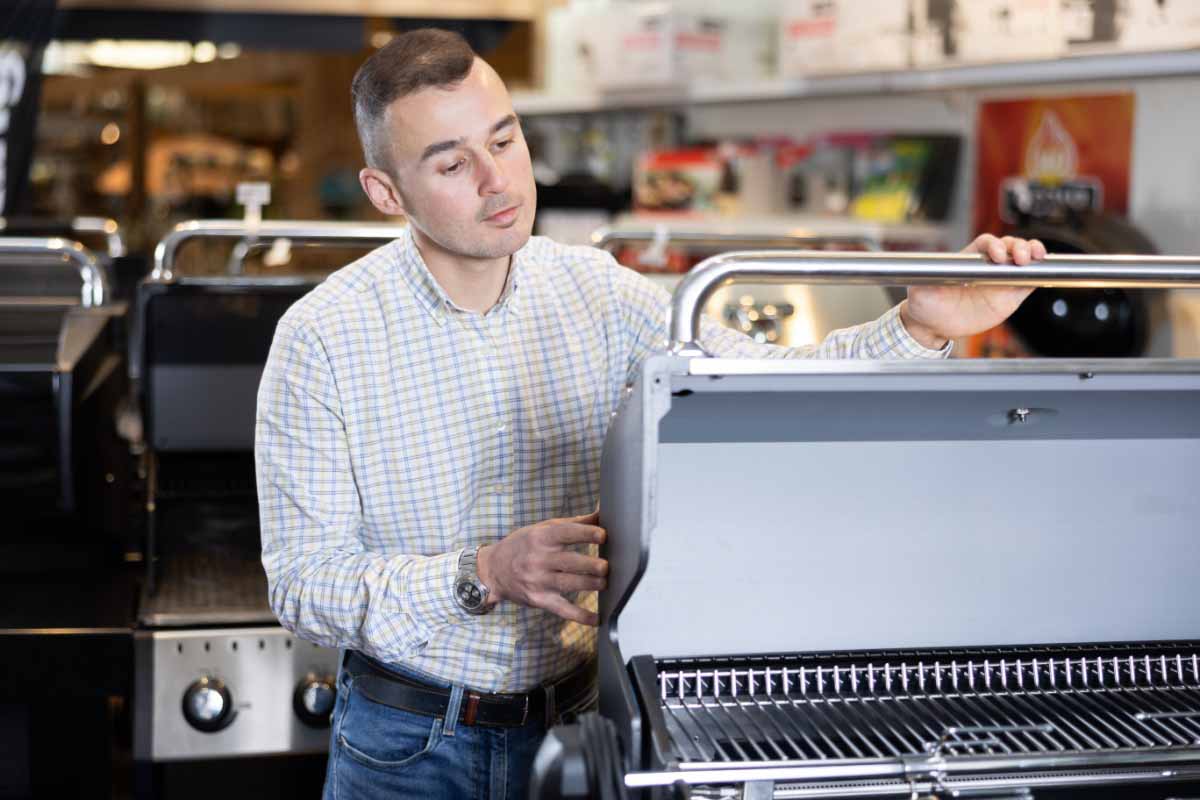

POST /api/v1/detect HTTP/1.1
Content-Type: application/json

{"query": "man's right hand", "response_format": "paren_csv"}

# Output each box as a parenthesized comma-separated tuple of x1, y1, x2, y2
(476, 511, 608, 626)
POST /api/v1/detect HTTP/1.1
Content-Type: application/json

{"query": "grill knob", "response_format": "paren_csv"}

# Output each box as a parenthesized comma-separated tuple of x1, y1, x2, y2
(182, 677, 235, 733)
(293, 674, 336, 728)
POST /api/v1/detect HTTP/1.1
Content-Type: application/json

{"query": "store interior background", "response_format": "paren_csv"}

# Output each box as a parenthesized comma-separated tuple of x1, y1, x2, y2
(24, 0, 1200, 355)
(6, 2, 1200, 799)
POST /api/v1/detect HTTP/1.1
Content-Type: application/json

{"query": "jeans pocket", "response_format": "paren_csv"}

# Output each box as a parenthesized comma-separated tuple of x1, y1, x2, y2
(337, 679, 443, 771)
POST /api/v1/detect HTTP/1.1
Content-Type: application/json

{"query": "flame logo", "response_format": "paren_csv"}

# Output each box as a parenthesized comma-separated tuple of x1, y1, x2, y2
(1023, 111, 1078, 186)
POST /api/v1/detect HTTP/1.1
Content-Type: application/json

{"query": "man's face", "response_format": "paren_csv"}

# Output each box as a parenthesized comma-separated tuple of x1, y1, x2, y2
(382, 58, 537, 263)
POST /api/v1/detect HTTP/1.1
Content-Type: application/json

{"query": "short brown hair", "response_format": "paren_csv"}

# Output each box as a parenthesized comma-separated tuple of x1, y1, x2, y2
(351, 28, 477, 173)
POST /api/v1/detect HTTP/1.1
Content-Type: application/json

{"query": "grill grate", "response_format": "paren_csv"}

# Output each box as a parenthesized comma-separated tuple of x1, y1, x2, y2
(139, 546, 272, 626)
(657, 652, 1200, 764)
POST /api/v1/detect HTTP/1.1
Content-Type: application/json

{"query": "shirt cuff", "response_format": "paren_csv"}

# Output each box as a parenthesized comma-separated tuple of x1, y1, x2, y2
(389, 548, 475, 634)
(881, 304, 954, 359)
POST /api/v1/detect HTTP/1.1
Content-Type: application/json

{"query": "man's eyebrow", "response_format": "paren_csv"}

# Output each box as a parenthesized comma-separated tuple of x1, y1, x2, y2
(418, 115, 519, 164)
(419, 137, 464, 163)
(491, 114, 518, 135)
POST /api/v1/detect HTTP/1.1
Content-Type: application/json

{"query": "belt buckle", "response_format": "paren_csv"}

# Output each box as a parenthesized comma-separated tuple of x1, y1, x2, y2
(463, 690, 530, 727)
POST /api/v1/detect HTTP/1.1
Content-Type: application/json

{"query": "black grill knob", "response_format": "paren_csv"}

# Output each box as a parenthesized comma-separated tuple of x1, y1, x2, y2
(293, 674, 336, 728)
(182, 677, 235, 733)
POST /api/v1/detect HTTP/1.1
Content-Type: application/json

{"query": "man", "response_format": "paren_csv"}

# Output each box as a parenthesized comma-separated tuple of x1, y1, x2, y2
(255, 28, 1046, 800)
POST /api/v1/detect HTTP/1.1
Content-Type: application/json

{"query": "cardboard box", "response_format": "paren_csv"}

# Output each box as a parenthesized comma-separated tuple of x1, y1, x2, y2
(953, 0, 1066, 63)
(778, 0, 909, 77)
(582, 1, 773, 92)
(1118, 0, 1200, 51)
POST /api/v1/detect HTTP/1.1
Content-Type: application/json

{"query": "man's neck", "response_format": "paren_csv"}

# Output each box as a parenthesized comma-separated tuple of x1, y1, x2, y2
(412, 231, 511, 313)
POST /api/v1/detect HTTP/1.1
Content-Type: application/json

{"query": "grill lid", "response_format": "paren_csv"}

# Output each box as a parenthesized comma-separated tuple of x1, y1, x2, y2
(600, 357, 1200, 663)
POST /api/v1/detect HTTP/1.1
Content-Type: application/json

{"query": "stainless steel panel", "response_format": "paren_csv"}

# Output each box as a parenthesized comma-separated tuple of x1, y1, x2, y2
(135, 627, 339, 761)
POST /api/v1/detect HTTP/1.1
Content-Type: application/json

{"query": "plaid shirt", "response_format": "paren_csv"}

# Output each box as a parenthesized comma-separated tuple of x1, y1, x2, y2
(255, 229, 949, 692)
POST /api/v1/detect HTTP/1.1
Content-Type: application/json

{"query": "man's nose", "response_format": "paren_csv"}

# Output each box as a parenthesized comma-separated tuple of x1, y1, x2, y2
(478, 152, 510, 195)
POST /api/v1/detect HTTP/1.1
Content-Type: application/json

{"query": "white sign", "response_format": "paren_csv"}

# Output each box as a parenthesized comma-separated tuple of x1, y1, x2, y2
(0, 48, 28, 215)
(236, 181, 271, 226)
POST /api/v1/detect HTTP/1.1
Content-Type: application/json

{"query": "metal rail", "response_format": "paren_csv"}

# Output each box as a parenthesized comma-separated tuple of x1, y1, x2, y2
(589, 227, 880, 254)
(152, 219, 410, 279)
(669, 251, 1200, 355)
(0, 237, 110, 307)
(0, 216, 125, 258)
(71, 217, 126, 258)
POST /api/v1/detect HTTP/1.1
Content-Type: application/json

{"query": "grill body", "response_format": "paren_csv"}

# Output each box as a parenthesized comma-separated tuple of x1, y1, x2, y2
(133, 277, 339, 762)
(533, 354, 1200, 799)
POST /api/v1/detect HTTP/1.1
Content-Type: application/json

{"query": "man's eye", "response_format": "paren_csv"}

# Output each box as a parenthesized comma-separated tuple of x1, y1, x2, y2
(493, 139, 513, 151)
(443, 159, 466, 175)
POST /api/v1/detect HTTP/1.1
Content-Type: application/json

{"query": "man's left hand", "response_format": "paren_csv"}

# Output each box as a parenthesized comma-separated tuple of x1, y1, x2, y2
(900, 234, 1047, 350)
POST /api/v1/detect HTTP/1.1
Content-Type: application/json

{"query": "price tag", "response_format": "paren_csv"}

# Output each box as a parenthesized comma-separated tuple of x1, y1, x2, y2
(236, 181, 271, 225)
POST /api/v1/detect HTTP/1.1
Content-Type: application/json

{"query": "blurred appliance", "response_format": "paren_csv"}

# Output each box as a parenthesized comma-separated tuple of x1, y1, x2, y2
(1007, 212, 1161, 358)
(531, 249, 1200, 800)
(0, 236, 125, 549)
(0, 216, 142, 304)
(133, 221, 405, 779)
(592, 225, 891, 348)
(0, 236, 133, 798)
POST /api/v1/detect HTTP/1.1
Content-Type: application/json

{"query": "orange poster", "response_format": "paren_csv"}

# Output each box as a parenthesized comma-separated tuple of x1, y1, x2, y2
(973, 94, 1134, 236)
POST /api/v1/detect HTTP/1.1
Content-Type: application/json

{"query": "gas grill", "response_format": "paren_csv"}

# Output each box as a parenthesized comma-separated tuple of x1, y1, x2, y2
(0, 236, 121, 535)
(133, 220, 405, 769)
(532, 251, 1200, 800)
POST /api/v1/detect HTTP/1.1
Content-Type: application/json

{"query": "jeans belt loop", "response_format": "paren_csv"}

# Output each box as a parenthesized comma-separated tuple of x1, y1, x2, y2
(544, 682, 556, 729)
(443, 684, 465, 737)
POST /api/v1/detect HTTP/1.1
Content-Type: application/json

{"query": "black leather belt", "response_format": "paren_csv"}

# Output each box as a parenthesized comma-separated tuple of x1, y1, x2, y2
(344, 650, 596, 728)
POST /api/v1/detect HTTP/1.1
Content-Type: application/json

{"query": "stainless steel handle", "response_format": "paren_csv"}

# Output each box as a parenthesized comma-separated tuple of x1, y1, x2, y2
(71, 217, 126, 258)
(590, 226, 880, 253)
(0, 237, 110, 307)
(0, 216, 125, 258)
(152, 219, 410, 279)
(670, 250, 1200, 355)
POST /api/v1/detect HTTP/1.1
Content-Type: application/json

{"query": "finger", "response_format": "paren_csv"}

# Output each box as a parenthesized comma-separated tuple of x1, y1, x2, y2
(534, 592, 599, 626)
(548, 523, 606, 546)
(1030, 239, 1047, 261)
(549, 551, 609, 577)
(1012, 239, 1032, 266)
(984, 236, 1007, 264)
(552, 572, 607, 594)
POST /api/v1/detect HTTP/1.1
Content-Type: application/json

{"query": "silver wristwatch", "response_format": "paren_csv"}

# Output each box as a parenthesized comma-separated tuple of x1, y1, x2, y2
(454, 546, 491, 615)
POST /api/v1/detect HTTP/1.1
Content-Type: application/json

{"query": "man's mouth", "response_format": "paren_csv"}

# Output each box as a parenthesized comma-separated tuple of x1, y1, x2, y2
(484, 204, 520, 225)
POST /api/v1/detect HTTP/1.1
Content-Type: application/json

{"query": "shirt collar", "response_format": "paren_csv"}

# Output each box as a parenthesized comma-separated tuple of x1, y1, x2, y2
(393, 227, 526, 325)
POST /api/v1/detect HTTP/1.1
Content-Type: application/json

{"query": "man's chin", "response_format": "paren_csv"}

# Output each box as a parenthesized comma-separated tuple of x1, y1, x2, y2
(479, 220, 533, 258)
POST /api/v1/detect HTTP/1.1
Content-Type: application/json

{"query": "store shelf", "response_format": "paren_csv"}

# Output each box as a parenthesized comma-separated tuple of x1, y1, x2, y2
(59, 0, 542, 19)
(513, 47, 1200, 116)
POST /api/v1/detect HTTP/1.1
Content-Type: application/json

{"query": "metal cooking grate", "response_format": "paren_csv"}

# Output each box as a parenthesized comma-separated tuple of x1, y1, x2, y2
(658, 653, 1200, 764)
(139, 547, 272, 626)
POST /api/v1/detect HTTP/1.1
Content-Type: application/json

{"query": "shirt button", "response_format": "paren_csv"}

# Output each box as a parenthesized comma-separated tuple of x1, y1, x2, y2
(497, 421, 508, 433)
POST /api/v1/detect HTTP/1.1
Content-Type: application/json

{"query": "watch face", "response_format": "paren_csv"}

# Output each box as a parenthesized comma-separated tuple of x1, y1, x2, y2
(456, 579, 484, 609)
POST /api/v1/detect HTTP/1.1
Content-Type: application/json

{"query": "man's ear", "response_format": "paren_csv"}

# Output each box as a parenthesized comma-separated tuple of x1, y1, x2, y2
(359, 167, 407, 217)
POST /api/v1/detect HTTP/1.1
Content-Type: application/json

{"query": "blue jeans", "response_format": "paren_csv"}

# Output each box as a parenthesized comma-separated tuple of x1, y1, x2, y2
(322, 658, 566, 800)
